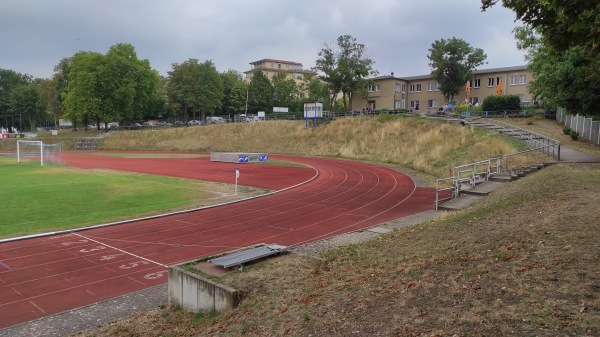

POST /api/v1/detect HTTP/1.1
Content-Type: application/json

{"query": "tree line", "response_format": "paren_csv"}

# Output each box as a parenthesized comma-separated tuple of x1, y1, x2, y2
(0, 35, 380, 132)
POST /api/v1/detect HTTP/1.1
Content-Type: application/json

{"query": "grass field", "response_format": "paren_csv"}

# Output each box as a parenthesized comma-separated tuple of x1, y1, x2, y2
(0, 157, 209, 239)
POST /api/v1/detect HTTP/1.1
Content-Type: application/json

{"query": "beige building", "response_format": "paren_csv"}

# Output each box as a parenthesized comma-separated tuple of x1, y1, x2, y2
(352, 65, 532, 112)
(244, 59, 316, 84)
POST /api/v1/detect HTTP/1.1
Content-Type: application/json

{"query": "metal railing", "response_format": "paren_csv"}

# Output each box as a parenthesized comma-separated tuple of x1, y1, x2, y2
(435, 158, 501, 210)
(478, 119, 561, 161)
(504, 145, 556, 169)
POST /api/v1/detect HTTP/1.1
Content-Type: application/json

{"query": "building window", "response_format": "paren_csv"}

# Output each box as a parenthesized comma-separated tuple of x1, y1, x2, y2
(278, 63, 281, 69)
(497, 77, 501, 86)
(395, 83, 401, 92)
(436, 82, 441, 91)
(402, 84, 406, 93)
(510, 76, 517, 85)
(410, 100, 420, 109)
(368, 84, 380, 92)
(487, 77, 495, 87)
(427, 99, 438, 108)
(519, 75, 527, 84)
(427, 83, 436, 91)
(473, 79, 480, 88)
(409, 84, 421, 92)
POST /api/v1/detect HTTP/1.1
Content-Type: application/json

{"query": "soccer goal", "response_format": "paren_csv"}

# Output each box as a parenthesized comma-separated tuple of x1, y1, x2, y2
(17, 140, 64, 166)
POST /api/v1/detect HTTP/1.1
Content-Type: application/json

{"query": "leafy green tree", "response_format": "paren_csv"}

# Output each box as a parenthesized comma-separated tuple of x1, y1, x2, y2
(63, 51, 105, 128)
(514, 27, 600, 115)
(36, 78, 62, 129)
(304, 74, 328, 103)
(247, 70, 273, 114)
(427, 37, 487, 103)
(271, 72, 300, 111)
(63, 44, 162, 129)
(220, 69, 247, 114)
(9, 83, 45, 131)
(481, 1, 600, 67)
(167, 59, 224, 121)
(106, 44, 162, 124)
(0, 69, 32, 116)
(315, 35, 378, 111)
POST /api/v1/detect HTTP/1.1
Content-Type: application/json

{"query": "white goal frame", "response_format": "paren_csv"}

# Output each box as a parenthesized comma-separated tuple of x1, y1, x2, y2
(17, 140, 64, 166)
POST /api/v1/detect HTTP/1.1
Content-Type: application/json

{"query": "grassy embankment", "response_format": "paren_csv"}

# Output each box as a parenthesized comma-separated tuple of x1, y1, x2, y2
(73, 115, 599, 336)
(101, 115, 548, 181)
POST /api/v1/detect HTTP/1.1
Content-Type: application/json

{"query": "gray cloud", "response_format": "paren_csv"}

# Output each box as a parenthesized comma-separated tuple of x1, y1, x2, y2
(0, 0, 524, 79)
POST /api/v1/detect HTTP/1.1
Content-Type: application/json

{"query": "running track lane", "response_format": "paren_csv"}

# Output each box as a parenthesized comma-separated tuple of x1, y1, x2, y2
(0, 153, 441, 329)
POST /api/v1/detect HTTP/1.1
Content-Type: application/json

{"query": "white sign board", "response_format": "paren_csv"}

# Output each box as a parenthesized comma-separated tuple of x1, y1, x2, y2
(304, 102, 323, 118)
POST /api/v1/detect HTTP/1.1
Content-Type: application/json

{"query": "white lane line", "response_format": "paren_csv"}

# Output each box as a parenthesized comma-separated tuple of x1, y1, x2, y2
(72, 233, 167, 268)
(30, 300, 46, 313)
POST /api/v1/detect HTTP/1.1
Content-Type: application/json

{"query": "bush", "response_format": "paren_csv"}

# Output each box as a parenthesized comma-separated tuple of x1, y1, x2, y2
(481, 95, 521, 113)
(569, 130, 579, 140)
(563, 126, 571, 135)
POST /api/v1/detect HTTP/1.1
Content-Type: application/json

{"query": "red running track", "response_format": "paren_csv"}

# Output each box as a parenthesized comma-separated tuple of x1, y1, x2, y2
(0, 152, 439, 329)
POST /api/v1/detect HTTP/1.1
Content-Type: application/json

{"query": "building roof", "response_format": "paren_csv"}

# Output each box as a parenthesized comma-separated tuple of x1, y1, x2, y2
(369, 65, 529, 82)
(249, 58, 303, 66)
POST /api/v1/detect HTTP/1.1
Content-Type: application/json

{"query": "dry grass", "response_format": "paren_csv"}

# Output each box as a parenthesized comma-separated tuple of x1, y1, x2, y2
(101, 116, 540, 180)
(491, 116, 600, 158)
(73, 163, 600, 337)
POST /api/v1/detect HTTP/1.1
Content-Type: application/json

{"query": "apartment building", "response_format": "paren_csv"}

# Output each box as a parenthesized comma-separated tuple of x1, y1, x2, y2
(244, 59, 317, 84)
(352, 65, 532, 112)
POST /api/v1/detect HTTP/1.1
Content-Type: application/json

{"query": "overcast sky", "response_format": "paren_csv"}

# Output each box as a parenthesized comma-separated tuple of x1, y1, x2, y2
(1, 0, 525, 79)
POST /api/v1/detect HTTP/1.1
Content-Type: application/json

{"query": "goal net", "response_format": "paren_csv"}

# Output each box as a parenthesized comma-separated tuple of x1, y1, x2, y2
(17, 140, 64, 166)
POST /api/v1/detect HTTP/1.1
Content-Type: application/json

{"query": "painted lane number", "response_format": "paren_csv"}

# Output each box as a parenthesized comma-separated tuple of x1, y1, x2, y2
(79, 246, 106, 253)
(119, 261, 150, 269)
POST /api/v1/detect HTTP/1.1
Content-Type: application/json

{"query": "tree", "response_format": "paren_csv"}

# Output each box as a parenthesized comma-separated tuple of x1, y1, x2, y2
(167, 59, 224, 121)
(62, 44, 162, 129)
(514, 27, 600, 115)
(427, 37, 487, 103)
(314, 35, 378, 111)
(247, 70, 273, 114)
(9, 83, 45, 132)
(0, 69, 32, 117)
(63, 51, 105, 129)
(36, 78, 62, 129)
(481, 1, 600, 82)
(271, 72, 300, 111)
(220, 69, 247, 114)
(94, 43, 162, 128)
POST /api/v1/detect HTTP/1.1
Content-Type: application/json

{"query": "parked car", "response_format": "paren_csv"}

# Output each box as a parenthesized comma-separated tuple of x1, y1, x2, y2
(206, 116, 225, 124)
(188, 120, 202, 126)
(173, 121, 185, 127)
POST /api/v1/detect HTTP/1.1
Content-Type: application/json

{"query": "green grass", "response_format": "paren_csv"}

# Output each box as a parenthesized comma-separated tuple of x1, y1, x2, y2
(0, 157, 206, 238)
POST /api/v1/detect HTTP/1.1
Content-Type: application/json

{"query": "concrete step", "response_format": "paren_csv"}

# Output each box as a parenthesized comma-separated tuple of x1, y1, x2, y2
(437, 194, 483, 211)
(489, 174, 514, 182)
(462, 181, 502, 196)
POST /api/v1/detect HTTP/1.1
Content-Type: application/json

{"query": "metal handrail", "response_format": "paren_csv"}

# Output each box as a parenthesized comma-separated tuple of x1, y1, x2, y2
(484, 119, 561, 161)
(504, 144, 558, 169)
(435, 177, 457, 210)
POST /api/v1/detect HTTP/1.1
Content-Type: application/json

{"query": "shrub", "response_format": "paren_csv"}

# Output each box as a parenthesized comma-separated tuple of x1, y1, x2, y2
(569, 130, 579, 140)
(563, 126, 571, 135)
(481, 95, 521, 113)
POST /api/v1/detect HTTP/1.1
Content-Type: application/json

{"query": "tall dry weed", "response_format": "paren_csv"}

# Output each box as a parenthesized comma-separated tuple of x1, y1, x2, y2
(101, 116, 545, 179)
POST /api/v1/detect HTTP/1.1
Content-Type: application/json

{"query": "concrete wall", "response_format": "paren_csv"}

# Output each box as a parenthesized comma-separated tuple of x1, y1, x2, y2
(168, 266, 242, 313)
(556, 109, 600, 145)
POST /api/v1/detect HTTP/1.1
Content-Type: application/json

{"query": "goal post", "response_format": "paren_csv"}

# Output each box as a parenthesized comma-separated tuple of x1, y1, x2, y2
(17, 140, 64, 166)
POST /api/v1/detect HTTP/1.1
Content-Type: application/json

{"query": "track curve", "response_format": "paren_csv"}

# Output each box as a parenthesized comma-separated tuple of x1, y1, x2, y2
(0, 153, 438, 328)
